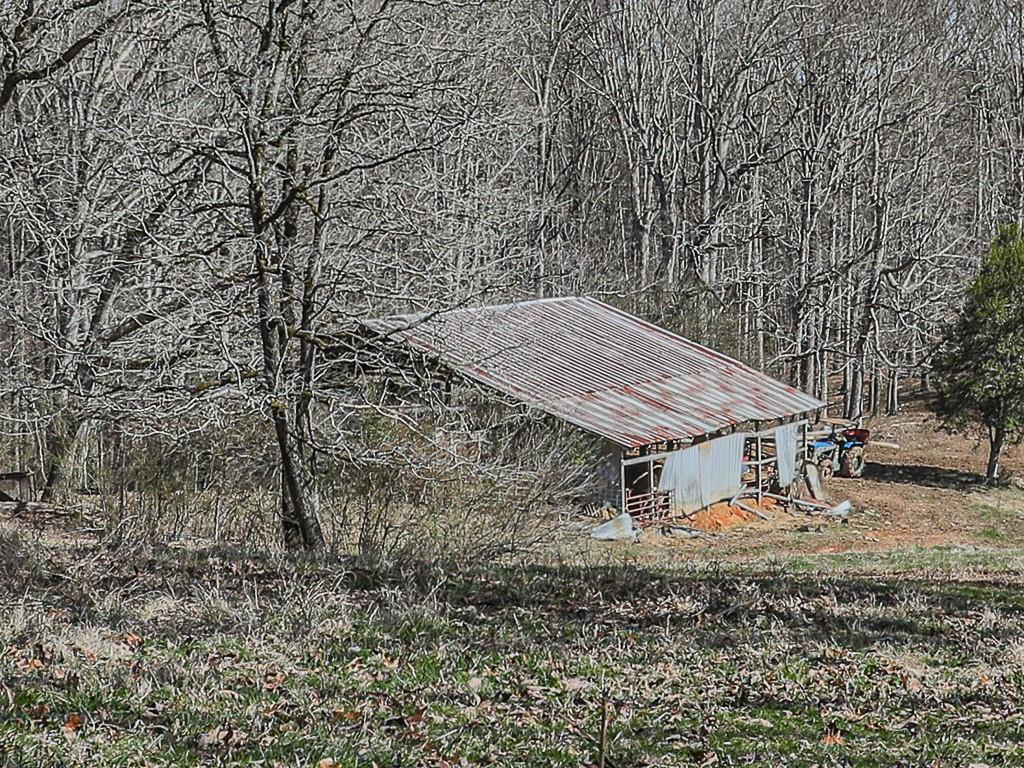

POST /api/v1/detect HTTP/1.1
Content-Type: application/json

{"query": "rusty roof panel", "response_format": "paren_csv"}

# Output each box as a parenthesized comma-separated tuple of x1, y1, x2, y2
(363, 297, 824, 447)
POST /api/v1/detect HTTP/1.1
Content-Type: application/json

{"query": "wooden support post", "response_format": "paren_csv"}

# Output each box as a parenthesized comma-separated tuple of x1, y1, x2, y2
(755, 430, 763, 503)
(619, 453, 626, 514)
(17, 475, 29, 508)
(801, 421, 809, 474)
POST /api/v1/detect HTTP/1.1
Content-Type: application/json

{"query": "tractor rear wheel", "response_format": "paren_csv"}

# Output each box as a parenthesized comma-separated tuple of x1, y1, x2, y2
(840, 446, 865, 478)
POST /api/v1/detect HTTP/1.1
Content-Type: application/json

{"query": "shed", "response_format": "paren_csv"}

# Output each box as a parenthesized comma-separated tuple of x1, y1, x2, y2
(362, 296, 824, 520)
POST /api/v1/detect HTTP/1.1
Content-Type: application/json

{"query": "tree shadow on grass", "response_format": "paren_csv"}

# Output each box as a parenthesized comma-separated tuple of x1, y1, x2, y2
(409, 560, 1024, 654)
(7, 537, 1024, 657)
(864, 461, 984, 490)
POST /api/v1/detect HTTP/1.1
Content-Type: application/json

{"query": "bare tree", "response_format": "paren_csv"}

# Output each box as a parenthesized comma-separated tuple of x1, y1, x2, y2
(0, 2, 217, 499)
(2, 0, 1022, 544)
(195, 0, 483, 549)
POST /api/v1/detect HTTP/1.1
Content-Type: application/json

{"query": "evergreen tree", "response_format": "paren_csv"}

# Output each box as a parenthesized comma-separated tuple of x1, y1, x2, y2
(933, 225, 1024, 482)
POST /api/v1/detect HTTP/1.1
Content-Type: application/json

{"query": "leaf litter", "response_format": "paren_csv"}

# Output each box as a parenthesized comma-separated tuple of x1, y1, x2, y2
(2, 534, 1024, 765)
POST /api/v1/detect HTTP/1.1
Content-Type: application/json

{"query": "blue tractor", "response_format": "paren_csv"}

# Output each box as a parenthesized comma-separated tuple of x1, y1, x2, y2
(810, 418, 869, 479)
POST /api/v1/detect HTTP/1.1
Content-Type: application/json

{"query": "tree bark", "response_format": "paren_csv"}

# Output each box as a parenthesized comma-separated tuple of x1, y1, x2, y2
(253, 230, 326, 552)
(987, 425, 1006, 484)
(886, 368, 900, 415)
(275, 407, 324, 550)
(40, 415, 84, 502)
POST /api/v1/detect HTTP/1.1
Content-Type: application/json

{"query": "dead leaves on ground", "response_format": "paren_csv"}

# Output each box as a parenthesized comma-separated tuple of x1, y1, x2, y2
(820, 726, 845, 746)
(7, 549, 1024, 766)
(197, 723, 248, 750)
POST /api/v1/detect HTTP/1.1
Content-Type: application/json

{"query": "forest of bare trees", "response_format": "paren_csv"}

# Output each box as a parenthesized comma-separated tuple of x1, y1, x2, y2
(3, 0, 1023, 550)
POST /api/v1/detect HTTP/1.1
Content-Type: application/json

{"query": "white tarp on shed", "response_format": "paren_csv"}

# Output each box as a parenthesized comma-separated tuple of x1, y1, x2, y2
(658, 433, 746, 513)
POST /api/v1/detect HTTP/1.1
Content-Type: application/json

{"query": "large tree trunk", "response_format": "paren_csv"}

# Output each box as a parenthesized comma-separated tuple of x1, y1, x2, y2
(846, 360, 864, 420)
(987, 425, 1007, 484)
(886, 368, 900, 415)
(41, 415, 84, 502)
(253, 229, 325, 552)
(275, 409, 325, 550)
(280, 465, 302, 549)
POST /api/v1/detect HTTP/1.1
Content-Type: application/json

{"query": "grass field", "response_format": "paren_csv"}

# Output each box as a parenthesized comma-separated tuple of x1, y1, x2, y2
(4, 531, 1024, 767)
(5, 409, 1024, 766)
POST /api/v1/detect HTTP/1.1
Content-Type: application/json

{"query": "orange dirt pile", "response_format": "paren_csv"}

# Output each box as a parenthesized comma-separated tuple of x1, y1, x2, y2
(682, 497, 783, 532)
(687, 502, 756, 532)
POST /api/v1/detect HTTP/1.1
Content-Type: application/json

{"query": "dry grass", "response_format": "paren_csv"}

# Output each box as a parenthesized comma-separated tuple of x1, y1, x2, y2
(4, 530, 1024, 766)
(6, 404, 1024, 766)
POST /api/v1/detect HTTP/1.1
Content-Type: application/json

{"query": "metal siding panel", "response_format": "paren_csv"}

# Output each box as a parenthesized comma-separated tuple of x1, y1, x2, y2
(774, 423, 800, 486)
(659, 445, 702, 514)
(699, 433, 746, 508)
(658, 434, 744, 512)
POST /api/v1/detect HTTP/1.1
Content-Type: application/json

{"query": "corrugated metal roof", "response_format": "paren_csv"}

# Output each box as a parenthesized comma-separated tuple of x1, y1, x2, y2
(362, 296, 824, 447)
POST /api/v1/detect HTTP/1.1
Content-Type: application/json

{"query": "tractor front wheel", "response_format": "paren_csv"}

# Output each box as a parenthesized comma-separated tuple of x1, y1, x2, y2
(840, 446, 866, 478)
